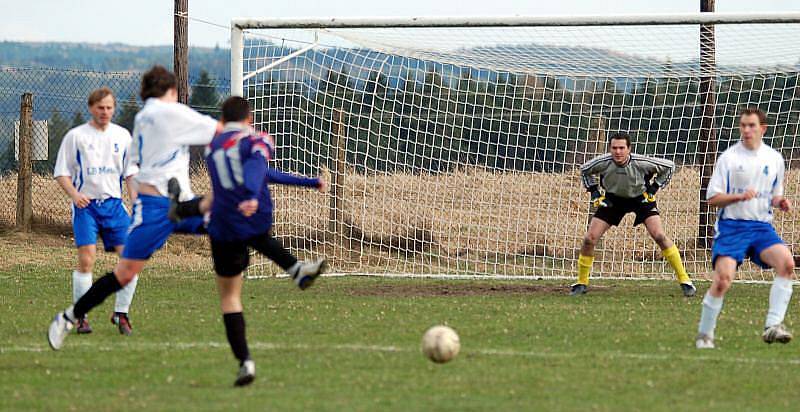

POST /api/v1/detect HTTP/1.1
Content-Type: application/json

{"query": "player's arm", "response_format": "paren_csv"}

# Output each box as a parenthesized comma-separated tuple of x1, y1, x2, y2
(770, 159, 791, 212)
(642, 157, 675, 202)
(170, 104, 222, 146)
(125, 176, 138, 201)
(122, 136, 139, 201)
(53, 133, 90, 208)
(265, 167, 325, 190)
(580, 155, 610, 208)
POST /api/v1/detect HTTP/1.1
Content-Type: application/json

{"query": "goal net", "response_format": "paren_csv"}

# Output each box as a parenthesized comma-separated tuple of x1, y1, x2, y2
(232, 14, 800, 281)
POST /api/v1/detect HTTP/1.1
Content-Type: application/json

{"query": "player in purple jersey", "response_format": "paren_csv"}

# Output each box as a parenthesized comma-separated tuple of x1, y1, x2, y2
(185, 96, 329, 385)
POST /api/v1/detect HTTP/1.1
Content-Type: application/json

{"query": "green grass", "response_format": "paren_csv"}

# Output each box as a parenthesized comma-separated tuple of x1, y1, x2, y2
(2, 264, 799, 411)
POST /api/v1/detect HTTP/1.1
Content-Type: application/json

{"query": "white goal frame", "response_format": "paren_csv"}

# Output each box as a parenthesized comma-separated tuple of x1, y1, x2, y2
(230, 12, 800, 282)
(231, 11, 800, 95)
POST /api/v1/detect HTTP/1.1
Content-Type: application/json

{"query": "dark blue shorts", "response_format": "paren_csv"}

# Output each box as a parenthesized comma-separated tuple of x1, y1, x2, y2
(121, 195, 206, 260)
(72, 198, 130, 252)
(712, 219, 785, 269)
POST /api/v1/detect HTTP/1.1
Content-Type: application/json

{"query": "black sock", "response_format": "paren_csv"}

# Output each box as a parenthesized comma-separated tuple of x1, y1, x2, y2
(73, 272, 123, 320)
(223, 312, 250, 364)
(251, 235, 298, 272)
(176, 196, 204, 218)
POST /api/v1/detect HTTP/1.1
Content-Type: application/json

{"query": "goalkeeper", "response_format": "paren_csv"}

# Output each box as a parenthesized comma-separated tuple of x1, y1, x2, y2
(572, 132, 695, 297)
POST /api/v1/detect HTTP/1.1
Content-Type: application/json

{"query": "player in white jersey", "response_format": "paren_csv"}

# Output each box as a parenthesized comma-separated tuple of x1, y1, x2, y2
(696, 108, 795, 349)
(48, 66, 220, 350)
(53, 87, 139, 335)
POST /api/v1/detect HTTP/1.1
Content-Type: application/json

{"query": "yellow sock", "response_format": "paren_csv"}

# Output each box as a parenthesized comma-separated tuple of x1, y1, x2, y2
(663, 245, 690, 284)
(577, 255, 593, 285)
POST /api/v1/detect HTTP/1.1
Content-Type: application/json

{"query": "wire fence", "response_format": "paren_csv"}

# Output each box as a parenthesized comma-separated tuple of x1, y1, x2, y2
(0, 66, 228, 229)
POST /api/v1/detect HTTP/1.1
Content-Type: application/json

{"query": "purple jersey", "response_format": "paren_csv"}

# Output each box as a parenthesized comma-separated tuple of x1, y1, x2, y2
(205, 123, 320, 242)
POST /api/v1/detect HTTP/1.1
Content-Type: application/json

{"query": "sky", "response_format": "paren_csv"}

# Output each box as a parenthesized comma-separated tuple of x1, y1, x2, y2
(0, 0, 798, 47)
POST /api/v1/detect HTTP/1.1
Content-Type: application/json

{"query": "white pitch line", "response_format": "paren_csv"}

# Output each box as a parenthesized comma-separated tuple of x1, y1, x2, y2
(4, 340, 800, 366)
(244, 272, 783, 285)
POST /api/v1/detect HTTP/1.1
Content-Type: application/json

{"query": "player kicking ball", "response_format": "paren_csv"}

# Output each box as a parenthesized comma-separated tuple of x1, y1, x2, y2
(696, 108, 795, 349)
(572, 132, 696, 297)
(192, 96, 327, 386)
(47, 66, 220, 350)
(54, 87, 140, 335)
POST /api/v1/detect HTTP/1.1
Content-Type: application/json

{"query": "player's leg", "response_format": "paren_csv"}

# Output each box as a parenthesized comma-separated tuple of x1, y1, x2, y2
(757, 243, 795, 344)
(74, 245, 96, 333)
(101, 201, 138, 336)
(572, 217, 612, 295)
(111, 245, 137, 335)
(48, 196, 171, 350)
(211, 239, 255, 386)
(696, 256, 737, 349)
(71, 204, 99, 333)
(167, 177, 212, 222)
(642, 215, 695, 296)
(249, 233, 328, 290)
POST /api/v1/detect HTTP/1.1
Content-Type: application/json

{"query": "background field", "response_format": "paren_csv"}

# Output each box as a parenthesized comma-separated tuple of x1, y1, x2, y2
(1, 231, 800, 411)
(1, 167, 799, 281)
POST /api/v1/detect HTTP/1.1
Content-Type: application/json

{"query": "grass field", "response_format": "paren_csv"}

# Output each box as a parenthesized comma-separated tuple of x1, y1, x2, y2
(2, 232, 800, 411)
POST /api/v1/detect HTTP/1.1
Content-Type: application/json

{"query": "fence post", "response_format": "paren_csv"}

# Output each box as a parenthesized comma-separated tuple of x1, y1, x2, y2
(585, 114, 606, 227)
(329, 110, 346, 238)
(697, 0, 718, 248)
(16, 93, 33, 232)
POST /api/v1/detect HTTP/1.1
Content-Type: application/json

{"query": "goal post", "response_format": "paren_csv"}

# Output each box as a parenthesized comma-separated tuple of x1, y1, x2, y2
(231, 13, 800, 281)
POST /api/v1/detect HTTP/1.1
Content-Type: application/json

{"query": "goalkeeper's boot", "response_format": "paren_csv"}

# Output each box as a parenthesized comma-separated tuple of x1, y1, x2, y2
(680, 282, 697, 297)
(111, 312, 133, 336)
(695, 333, 715, 349)
(167, 177, 182, 223)
(48, 311, 75, 350)
(762, 324, 793, 344)
(570, 283, 588, 296)
(291, 259, 328, 290)
(76, 317, 92, 334)
(234, 360, 256, 387)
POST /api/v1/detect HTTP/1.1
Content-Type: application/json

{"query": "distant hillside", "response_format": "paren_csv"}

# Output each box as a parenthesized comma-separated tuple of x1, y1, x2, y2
(0, 41, 229, 80)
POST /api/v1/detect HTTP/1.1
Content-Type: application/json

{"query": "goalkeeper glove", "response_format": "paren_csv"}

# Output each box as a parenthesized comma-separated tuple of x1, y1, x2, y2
(642, 182, 659, 203)
(589, 186, 610, 208)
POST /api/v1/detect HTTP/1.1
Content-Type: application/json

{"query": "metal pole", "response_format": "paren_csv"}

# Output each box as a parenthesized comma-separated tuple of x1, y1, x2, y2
(698, 0, 717, 248)
(174, 0, 189, 104)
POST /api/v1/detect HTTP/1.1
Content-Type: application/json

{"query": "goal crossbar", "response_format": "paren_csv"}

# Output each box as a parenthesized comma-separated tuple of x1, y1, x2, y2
(232, 11, 800, 30)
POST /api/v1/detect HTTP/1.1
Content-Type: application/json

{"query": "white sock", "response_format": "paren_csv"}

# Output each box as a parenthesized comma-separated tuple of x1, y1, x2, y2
(287, 262, 301, 277)
(64, 305, 76, 323)
(72, 271, 92, 304)
(698, 291, 724, 339)
(114, 274, 138, 314)
(766, 276, 793, 328)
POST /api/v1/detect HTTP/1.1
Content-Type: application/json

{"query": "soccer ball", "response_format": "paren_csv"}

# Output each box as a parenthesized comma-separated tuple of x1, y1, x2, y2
(421, 325, 460, 363)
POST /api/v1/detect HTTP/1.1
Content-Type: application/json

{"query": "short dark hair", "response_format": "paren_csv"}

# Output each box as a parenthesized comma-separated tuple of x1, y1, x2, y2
(140, 65, 177, 100)
(740, 107, 768, 126)
(221, 96, 251, 123)
(609, 132, 631, 148)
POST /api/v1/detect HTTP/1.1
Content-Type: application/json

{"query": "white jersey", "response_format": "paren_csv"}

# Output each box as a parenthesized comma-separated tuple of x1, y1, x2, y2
(130, 98, 218, 200)
(53, 122, 138, 200)
(707, 141, 785, 222)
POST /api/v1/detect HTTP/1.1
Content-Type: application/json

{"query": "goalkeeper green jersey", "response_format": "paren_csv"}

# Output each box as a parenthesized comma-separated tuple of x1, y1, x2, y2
(580, 153, 675, 198)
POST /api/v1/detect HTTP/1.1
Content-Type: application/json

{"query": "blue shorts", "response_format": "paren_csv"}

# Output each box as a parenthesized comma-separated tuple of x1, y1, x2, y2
(121, 194, 207, 260)
(712, 219, 785, 269)
(72, 198, 130, 252)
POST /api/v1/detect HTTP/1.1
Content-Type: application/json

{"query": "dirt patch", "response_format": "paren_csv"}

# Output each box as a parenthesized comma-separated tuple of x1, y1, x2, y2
(346, 282, 611, 297)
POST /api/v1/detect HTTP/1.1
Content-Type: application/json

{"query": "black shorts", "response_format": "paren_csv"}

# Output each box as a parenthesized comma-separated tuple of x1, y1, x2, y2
(593, 194, 659, 227)
(210, 232, 298, 277)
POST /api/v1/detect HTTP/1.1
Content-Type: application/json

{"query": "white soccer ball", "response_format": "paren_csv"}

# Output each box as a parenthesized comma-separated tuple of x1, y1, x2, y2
(421, 325, 460, 363)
